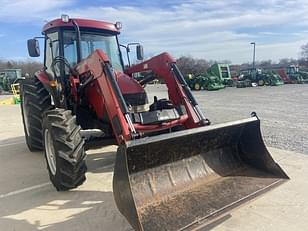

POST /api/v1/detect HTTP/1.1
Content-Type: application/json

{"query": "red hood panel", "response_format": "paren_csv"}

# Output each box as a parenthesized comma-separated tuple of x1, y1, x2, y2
(116, 72, 145, 95)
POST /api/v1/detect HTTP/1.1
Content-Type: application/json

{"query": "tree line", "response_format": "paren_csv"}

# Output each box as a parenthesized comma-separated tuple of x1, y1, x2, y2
(0, 60, 42, 76)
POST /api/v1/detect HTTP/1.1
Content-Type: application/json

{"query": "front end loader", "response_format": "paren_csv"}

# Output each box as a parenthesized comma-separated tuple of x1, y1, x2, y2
(21, 15, 288, 231)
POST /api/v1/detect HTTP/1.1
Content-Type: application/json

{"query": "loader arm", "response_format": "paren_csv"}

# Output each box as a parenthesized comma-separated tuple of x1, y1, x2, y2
(75, 49, 134, 144)
(74, 50, 205, 144)
(125, 52, 208, 128)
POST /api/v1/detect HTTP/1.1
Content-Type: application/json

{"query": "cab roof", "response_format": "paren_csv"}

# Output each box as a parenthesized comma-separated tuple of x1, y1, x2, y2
(42, 18, 120, 34)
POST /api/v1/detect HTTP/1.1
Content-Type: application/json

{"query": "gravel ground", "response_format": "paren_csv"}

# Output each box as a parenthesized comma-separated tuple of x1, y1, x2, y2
(146, 84, 308, 155)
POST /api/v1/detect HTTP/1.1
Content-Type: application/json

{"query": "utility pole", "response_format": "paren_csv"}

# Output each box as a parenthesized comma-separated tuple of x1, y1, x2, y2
(250, 42, 256, 69)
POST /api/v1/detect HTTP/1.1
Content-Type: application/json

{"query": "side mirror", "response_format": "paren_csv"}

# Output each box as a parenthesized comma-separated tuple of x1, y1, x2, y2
(136, 45, 144, 60)
(27, 39, 40, 57)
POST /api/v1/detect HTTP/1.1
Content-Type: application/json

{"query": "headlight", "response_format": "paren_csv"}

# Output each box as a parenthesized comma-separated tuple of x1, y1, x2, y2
(115, 21, 122, 30)
(61, 14, 70, 23)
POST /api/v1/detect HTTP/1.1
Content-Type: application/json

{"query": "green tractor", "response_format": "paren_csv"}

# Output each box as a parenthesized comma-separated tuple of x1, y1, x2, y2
(299, 70, 308, 84)
(185, 74, 203, 90)
(287, 65, 308, 84)
(207, 63, 234, 87)
(238, 68, 283, 87)
(236, 78, 252, 88)
(262, 70, 284, 86)
(0, 72, 4, 94)
(185, 73, 225, 91)
(237, 68, 261, 87)
(0, 69, 24, 93)
(204, 74, 225, 90)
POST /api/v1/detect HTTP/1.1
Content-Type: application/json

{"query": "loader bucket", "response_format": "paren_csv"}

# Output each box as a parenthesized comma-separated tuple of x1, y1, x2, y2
(113, 117, 288, 231)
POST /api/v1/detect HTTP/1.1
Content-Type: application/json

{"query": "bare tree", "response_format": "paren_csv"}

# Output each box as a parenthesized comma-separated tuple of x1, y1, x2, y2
(176, 56, 210, 76)
(0, 59, 43, 76)
(259, 60, 272, 69)
(301, 43, 308, 59)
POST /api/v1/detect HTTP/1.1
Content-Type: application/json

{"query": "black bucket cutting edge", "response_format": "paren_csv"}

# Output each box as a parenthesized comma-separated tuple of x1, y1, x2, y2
(113, 117, 289, 231)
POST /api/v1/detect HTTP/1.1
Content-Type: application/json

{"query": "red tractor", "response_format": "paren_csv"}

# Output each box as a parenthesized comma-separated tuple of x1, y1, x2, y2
(21, 15, 288, 231)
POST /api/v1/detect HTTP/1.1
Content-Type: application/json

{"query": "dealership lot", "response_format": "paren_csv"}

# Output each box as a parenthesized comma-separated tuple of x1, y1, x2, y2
(0, 84, 308, 231)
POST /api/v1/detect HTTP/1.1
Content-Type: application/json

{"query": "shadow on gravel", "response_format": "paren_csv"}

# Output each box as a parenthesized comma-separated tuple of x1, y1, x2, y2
(0, 141, 132, 231)
(86, 148, 116, 174)
(0, 136, 25, 146)
(0, 189, 132, 231)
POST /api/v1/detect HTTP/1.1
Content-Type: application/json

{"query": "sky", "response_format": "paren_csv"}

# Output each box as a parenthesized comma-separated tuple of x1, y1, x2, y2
(0, 0, 308, 64)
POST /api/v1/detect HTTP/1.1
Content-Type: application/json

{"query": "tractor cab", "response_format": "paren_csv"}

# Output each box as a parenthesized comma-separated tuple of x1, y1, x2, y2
(27, 15, 148, 112)
(29, 16, 126, 77)
(28, 16, 144, 76)
(287, 65, 299, 75)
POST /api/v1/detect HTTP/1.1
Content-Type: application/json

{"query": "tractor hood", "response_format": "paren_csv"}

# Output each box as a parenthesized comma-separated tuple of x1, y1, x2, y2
(115, 72, 145, 95)
(116, 72, 149, 108)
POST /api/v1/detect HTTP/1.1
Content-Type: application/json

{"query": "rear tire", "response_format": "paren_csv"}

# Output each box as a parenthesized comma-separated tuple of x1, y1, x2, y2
(21, 77, 52, 151)
(43, 109, 87, 191)
(258, 79, 265, 86)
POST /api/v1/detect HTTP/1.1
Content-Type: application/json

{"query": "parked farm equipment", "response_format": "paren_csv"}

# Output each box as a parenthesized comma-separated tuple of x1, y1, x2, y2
(185, 73, 225, 91)
(0, 69, 24, 93)
(208, 63, 234, 86)
(272, 65, 308, 84)
(263, 70, 284, 86)
(21, 15, 288, 231)
(286, 65, 308, 84)
(277, 69, 291, 83)
(0, 69, 24, 105)
(0, 83, 23, 105)
(237, 68, 283, 87)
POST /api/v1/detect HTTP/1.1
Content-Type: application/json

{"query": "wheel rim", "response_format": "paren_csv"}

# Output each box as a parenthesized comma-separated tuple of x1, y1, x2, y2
(22, 97, 30, 136)
(44, 129, 57, 176)
(258, 80, 264, 86)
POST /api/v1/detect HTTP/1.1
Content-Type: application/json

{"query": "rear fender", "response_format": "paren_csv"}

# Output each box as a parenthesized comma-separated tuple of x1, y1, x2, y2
(35, 70, 61, 107)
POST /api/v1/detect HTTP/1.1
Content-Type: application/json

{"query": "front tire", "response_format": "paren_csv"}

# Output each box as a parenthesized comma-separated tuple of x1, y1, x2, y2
(20, 77, 52, 151)
(43, 109, 87, 191)
(194, 83, 201, 90)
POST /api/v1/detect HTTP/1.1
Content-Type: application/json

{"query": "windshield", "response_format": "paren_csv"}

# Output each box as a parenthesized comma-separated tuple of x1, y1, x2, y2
(289, 67, 296, 74)
(63, 30, 123, 72)
(220, 67, 229, 78)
